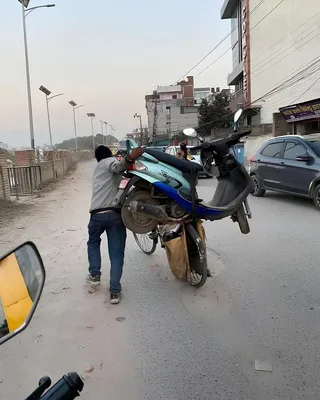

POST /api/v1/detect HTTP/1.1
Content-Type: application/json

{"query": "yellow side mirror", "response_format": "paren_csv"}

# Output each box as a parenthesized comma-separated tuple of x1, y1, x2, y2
(0, 242, 45, 345)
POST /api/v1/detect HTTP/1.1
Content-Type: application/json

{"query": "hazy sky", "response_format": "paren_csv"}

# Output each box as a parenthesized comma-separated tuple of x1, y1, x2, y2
(0, 0, 231, 148)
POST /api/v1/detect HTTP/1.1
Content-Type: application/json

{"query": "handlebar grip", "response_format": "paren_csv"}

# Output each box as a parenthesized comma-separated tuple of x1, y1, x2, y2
(40, 373, 84, 400)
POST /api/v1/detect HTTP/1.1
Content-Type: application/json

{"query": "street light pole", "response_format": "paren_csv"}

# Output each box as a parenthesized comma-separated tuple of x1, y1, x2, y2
(20, 1, 55, 149)
(134, 113, 143, 145)
(69, 101, 83, 150)
(39, 85, 63, 178)
(87, 113, 96, 150)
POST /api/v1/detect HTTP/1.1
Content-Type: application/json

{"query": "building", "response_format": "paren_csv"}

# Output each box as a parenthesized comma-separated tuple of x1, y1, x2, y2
(221, 0, 320, 133)
(145, 77, 229, 141)
(145, 76, 197, 141)
(0, 142, 8, 151)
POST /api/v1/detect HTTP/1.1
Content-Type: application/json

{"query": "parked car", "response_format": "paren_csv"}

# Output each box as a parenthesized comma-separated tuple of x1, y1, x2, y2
(165, 145, 211, 178)
(249, 134, 320, 209)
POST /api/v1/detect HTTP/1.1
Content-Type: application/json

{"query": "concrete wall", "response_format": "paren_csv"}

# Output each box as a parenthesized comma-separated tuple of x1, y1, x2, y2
(0, 152, 10, 201)
(250, 0, 320, 122)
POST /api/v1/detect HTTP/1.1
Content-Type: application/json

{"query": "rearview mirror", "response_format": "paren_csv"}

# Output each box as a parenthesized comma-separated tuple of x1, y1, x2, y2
(234, 109, 243, 124)
(183, 128, 197, 138)
(0, 242, 45, 346)
(296, 154, 313, 162)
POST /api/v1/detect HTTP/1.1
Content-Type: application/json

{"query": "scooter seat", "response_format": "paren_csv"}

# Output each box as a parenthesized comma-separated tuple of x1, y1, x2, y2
(145, 149, 203, 174)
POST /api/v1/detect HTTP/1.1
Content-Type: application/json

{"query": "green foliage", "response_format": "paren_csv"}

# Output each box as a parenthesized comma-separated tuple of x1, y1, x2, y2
(198, 94, 233, 136)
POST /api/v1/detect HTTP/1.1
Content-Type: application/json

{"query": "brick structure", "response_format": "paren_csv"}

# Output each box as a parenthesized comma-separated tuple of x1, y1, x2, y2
(14, 149, 36, 166)
(0, 151, 10, 201)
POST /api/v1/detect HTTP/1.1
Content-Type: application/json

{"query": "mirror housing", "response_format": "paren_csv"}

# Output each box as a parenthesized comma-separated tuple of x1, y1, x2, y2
(183, 128, 197, 138)
(0, 242, 45, 346)
(234, 109, 243, 124)
(296, 153, 313, 162)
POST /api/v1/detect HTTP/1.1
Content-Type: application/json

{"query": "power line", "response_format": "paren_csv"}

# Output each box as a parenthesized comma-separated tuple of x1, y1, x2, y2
(195, 47, 231, 77)
(253, 11, 320, 64)
(250, 57, 320, 104)
(250, 0, 285, 30)
(194, 0, 286, 79)
(173, 0, 268, 83)
(253, 18, 320, 72)
(252, 29, 320, 80)
(293, 73, 320, 103)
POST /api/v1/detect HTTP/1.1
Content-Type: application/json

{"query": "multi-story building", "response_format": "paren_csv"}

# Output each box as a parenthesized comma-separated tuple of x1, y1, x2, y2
(221, 0, 320, 134)
(145, 77, 229, 141)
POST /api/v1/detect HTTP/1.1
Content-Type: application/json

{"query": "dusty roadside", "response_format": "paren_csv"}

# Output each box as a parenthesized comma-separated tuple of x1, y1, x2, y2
(0, 161, 138, 400)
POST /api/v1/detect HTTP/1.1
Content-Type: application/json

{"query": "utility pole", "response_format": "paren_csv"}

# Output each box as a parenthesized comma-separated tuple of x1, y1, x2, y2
(152, 90, 159, 140)
(134, 113, 143, 145)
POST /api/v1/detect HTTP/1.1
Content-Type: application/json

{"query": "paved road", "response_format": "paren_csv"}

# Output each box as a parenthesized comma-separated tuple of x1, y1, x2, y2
(0, 161, 319, 399)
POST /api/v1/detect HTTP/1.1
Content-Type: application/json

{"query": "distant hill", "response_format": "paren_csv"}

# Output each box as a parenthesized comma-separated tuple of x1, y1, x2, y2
(55, 134, 119, 150)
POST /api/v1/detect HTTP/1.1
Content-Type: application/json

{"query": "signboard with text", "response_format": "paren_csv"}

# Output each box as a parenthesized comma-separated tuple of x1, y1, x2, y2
(279, 98, 320, 123)
(18, 0, 30, 8)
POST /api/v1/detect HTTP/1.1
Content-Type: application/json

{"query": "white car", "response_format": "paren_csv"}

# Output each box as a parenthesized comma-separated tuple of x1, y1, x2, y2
(165, 145, 211, 178)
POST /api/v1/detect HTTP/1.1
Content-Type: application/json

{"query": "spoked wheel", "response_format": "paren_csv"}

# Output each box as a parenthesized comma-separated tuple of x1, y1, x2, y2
(133, 231, 158, 255)
(185, 224, 207, 288)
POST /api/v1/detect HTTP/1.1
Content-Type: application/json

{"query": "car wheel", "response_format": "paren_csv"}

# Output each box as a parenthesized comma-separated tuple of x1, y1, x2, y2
(251, 174, 265, 197)
(312, 184, 320, 210)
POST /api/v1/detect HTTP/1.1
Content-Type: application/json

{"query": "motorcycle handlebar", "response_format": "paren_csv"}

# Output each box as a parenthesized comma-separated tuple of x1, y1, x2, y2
(40, 373, 84, 400)
(191, 130, 251, 152)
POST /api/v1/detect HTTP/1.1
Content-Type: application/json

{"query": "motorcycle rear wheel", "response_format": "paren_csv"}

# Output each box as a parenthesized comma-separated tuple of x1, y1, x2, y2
(185, 224, 208, 288)
(122, 189, 160, 234)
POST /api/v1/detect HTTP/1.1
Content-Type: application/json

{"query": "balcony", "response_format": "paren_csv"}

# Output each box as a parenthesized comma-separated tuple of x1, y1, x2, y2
(229, 88, 244, 112)
(221, 0, 239, 19)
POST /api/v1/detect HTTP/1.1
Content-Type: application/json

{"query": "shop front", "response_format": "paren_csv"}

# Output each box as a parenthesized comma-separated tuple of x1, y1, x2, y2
(279, 98, 320, 135)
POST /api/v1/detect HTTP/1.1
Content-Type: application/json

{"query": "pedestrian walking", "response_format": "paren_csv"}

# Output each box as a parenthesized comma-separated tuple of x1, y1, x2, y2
(86, 145, 144, 304)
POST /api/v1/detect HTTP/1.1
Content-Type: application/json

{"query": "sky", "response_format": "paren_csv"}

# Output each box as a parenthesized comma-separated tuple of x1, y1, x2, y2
(0, 0, 231, 148)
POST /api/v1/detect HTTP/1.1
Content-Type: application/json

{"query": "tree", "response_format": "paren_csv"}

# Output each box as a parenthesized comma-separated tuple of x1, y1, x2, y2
(198, 94, 233, 136)
(55, 134, 119, 150)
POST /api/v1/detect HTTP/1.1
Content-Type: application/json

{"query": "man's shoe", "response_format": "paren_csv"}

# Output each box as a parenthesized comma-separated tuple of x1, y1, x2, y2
(110, 292, 121, 305)
(86, 274, 101, 286)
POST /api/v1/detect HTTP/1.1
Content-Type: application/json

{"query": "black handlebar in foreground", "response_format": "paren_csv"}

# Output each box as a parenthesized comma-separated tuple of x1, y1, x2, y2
(191, 130, 251, 152)
(26, 373, 84, 400)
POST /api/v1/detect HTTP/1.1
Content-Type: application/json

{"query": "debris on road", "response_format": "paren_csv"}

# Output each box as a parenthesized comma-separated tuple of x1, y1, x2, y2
(115, 317, 126, 323)
(84, 365, 94, 373)
(255, 361, 273, 372)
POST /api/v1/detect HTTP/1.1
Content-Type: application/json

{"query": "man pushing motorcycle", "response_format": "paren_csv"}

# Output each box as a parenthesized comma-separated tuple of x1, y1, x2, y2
(86, 145, 144, 304)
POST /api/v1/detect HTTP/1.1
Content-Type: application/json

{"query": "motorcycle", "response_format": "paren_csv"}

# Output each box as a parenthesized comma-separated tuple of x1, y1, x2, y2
(0, 242, 84, 399)
(112, 109, 254, 287)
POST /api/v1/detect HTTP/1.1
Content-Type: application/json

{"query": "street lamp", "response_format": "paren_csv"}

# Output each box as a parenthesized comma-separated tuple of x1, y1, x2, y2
(19, 0, 56, 149)
(134, 113, 143, 145)
(69, 101, 83, 150)
(39, 85, 63, 178)
(104, 121, 108, 145)
(87, 113, 96, 149)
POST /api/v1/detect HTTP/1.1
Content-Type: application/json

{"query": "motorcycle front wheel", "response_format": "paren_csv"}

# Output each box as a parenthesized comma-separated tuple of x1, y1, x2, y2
(185, 224, 208, 288)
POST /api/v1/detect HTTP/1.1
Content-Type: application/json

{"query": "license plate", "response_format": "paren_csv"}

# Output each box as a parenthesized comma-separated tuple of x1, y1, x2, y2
(119, 178, 130, 189)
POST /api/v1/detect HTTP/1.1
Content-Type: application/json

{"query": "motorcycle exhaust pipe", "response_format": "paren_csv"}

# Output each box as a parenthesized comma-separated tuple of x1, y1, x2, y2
(126, 201, 169, 221)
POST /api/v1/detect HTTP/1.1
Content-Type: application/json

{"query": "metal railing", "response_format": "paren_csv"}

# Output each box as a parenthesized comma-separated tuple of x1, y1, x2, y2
(7, 166, 42, 197)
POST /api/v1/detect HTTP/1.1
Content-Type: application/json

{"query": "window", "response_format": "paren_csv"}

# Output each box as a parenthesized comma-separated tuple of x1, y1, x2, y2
(261, 142, 282, 158)
(307, 140, 320, 157)
(284, 142, 306, 160)
(172, 94, 177, 99)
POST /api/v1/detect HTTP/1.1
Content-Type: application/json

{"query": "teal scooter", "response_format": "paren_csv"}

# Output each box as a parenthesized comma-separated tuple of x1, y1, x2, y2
(113, 109, 253, 287)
